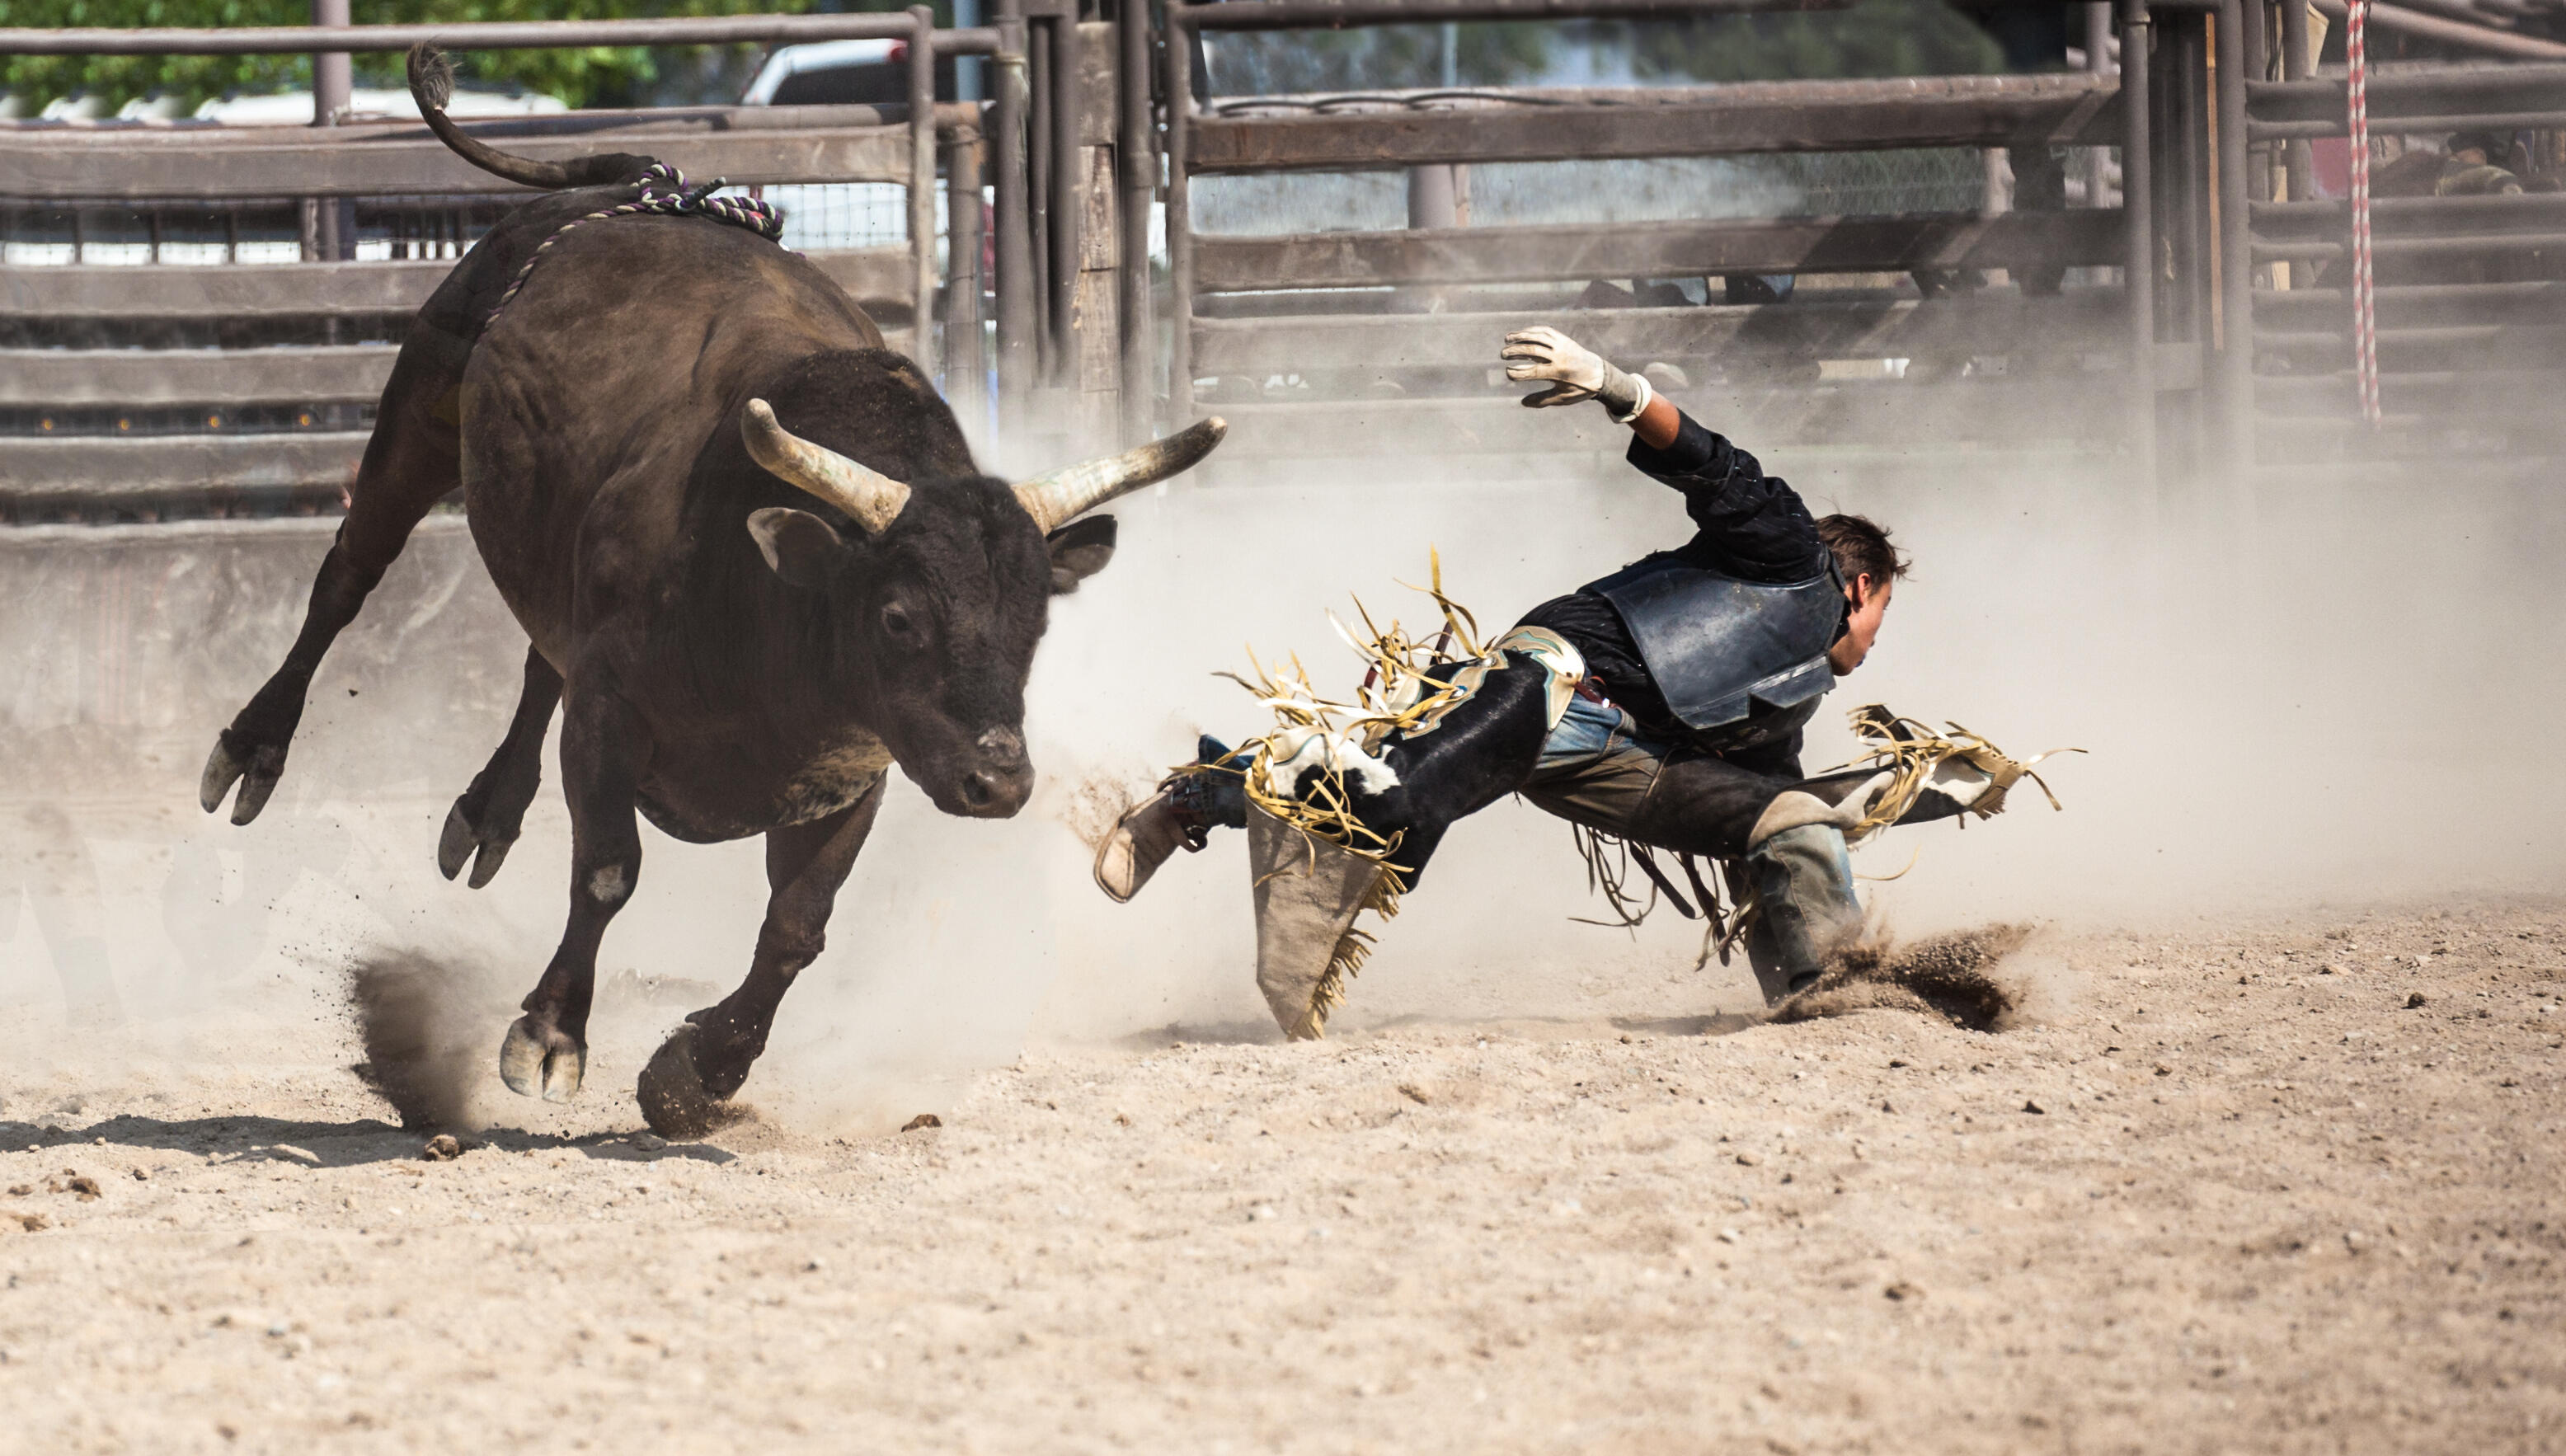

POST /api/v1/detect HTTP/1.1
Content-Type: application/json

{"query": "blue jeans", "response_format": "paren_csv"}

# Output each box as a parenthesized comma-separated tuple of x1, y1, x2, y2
(1537, 691, 1643, 773)
(1530, 693, 1860, 1001)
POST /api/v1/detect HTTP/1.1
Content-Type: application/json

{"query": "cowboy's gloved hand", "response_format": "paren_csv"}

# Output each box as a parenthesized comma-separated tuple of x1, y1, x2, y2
(1501, 326, 1653, 422)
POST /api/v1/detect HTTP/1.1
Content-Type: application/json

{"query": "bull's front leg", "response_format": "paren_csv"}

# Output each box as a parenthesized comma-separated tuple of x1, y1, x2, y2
(636, 777, 885, 1139)
(498, 674, 650, 1102)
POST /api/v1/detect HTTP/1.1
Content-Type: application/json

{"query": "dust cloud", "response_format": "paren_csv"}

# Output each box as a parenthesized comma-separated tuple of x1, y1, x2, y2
(2, 365, 2559, 1135)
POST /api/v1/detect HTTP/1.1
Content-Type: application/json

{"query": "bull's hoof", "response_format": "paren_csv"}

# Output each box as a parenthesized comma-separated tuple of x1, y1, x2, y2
(199, 730, 285, 826)
(499, 1015, 585, 1102)
(636, 1024, 746, 1140)
(436, 800, 515, 888)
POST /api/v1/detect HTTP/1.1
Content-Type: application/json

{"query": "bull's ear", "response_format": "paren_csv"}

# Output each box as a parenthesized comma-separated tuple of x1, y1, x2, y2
(1045, 514, 1117, 594)
(746, 507, 847, 589)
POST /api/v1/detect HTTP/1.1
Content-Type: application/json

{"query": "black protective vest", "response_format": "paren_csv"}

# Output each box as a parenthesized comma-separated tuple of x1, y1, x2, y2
(1583, 554, 1845, 732)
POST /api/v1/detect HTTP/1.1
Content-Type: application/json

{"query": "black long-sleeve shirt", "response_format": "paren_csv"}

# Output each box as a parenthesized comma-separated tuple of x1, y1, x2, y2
(1516, 410, 1835, 771)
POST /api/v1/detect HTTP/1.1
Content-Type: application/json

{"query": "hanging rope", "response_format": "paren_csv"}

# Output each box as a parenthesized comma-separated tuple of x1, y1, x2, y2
(485, 162, 787, 331)
(2347, 0, 2383, 426)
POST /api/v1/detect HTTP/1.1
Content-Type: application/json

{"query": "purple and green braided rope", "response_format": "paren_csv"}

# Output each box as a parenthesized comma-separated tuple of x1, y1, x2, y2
(484, 162, 787, 330)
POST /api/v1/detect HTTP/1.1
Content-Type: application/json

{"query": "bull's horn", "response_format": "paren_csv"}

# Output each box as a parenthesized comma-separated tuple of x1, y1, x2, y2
(740, 398, 911, 535)
(1012, 417, 1227, 533)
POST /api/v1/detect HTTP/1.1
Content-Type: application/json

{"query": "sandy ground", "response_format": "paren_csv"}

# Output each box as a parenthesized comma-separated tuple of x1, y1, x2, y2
(2, 899, 2559, 1454)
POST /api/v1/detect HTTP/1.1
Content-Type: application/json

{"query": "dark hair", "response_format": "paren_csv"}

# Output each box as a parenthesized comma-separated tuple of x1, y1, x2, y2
(2446, 130, 2510, 162)
(1816, 514, 1908, 590)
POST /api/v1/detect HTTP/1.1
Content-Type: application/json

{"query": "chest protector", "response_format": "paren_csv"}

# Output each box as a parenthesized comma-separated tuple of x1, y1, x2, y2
(1584, 554, 1845, 731)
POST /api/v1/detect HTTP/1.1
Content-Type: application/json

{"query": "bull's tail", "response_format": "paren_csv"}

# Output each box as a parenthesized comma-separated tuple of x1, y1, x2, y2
(406, 45, 656, 190)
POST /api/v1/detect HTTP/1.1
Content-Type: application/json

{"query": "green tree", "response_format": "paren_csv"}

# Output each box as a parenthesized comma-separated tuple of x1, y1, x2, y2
(0, 0, 962, 115)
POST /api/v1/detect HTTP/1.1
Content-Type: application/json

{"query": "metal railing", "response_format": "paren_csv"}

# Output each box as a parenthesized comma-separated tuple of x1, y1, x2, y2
(1151, 0, 2141, 467)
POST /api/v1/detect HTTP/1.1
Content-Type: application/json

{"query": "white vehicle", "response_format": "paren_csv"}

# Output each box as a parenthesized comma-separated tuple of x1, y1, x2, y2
(740, 39, 957, 107)
(195, 87, 566, 125)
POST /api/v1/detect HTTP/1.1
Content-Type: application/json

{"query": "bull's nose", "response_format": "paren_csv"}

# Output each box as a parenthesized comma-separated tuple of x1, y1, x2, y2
(956, 763, 1032, 816)
(956, 729, 1032, 816)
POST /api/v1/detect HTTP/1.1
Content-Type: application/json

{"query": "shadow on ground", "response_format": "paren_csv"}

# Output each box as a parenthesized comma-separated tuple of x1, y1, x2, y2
(0, 1117, 734, 1167)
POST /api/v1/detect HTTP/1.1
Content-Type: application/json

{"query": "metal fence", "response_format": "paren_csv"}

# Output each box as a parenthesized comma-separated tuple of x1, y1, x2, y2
(2237, 62, 2566, 465)
(7, 0, 2564, 524)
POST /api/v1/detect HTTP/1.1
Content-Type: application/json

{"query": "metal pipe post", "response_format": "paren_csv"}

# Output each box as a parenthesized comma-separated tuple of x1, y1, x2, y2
(1017, 0, 1053, 383)
(1116, 0, 1156, 441)
(2088, 2, 2115, 205)
(310, 0, 351, 261)
(2216, 0, 2256, 479)
(2122, 0, 2158, 489)
(2172, 14, 2209, 357)
(1047, 10, 1084, 383)
(907, 7, 941, 380)
(993, 17, 1038, 411)
(1407, 164, 1458, 228)
(1163, 1, 1196, 423)
(947, 121, 989, 426)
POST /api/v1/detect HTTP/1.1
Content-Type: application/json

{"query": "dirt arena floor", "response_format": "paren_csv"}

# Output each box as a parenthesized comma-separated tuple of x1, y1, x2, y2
(2, 899, 2559, 1454)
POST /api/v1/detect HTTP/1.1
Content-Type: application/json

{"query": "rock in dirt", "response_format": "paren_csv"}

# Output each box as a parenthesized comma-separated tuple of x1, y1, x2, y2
(12, 1212, 47, 1232)
(901, 1114, 942, 1133)
(1885, 1281, 1924, 1301)
(2405, 992, 2428, 1008)
(631, 1134, 668, 1153)
(1735, 1150, 1764, 1167)
(2023, 1100, 2047, 1115)
(421, 1134, 463, 1162)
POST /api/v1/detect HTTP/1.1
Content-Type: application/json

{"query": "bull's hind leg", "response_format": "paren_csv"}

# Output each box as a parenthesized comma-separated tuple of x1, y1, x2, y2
(636, 778, 886, 1139)
(201, 345, 463, 824)
(437, 646, 562, 887)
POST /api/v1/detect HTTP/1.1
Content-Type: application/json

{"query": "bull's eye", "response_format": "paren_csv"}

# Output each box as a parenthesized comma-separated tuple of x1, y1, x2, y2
(881, 604, 915, 638)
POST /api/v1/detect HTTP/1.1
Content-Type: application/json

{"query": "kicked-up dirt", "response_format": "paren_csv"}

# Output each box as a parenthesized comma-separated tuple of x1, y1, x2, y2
(1, 900, 2561, 1454)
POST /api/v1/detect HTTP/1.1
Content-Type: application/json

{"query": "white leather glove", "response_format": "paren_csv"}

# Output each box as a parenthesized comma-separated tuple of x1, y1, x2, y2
(1501, 326, 1652, 422)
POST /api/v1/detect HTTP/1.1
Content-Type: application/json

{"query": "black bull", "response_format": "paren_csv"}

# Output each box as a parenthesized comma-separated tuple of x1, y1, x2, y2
(199, 69, 1223, 1136)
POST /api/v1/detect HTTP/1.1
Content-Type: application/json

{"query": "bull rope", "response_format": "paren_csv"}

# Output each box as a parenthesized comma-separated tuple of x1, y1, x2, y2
(2347, 0, 2383, 426)
(484, 162, 787, 330)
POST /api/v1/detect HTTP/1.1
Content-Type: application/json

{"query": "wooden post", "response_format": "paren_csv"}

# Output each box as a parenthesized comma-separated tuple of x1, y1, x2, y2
(1025, 2, 1054, 383)
(1048, 9, 1084, 389)
(2279, 0, 2313, 285)
(947, 121, 988, 428)
(994, 16, 1037, 411)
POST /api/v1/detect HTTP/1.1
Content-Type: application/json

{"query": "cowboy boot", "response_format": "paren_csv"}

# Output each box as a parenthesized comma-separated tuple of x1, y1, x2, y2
(1094, 736, 1245, 903)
